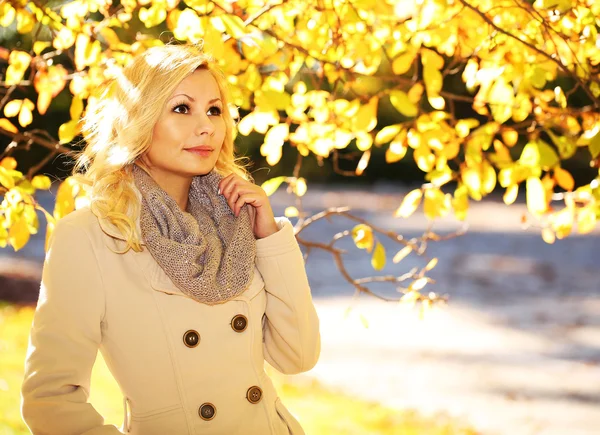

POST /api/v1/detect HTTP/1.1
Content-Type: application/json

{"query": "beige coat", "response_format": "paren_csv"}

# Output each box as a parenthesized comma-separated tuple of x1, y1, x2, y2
(21, 207, 321, 435)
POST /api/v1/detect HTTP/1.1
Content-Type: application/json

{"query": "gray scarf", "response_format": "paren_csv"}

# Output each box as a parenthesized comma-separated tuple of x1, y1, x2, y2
(132, 164, 256, 305)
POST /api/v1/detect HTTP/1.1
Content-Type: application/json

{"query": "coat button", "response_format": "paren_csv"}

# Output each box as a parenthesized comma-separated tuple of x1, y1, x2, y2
(231, 314, 248, 332)
(199, 403, 216, 420)
(183, 330, 200, 348)
(246, 386, 262, 404)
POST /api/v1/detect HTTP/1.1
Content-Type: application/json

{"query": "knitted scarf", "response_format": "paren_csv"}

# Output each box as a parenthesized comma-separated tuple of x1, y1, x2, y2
(131, 164, 256, 305)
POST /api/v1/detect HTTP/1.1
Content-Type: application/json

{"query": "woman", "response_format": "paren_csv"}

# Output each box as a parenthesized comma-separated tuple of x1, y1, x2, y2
(21, 43, 321, 435)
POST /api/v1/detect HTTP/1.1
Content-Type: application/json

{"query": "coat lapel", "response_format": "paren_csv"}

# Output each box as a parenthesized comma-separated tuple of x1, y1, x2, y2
(93, 207, 187, 298)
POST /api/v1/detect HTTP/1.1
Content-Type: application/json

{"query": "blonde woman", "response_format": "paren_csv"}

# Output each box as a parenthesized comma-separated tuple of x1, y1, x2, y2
(21, 43, 320, 435)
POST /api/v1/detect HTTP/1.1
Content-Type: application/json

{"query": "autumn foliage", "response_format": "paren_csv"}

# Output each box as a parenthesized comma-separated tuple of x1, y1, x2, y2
(1, 0, 600, 301)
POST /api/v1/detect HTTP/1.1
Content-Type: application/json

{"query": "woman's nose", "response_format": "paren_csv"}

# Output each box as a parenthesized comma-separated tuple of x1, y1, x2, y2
(194, 115, 215, 136)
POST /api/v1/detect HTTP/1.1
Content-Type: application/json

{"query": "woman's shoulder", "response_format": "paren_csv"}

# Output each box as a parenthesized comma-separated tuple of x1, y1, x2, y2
(53, 207, 106, 245)
(57, 207, 99, 232)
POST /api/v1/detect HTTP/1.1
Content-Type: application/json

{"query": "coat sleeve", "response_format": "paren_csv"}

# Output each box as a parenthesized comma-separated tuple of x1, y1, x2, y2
(255, 217, 321, 375)
(21, 218, 122, 435)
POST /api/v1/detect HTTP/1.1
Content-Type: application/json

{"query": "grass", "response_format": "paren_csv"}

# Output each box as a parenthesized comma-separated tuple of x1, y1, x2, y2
(0, 304, 479, 435)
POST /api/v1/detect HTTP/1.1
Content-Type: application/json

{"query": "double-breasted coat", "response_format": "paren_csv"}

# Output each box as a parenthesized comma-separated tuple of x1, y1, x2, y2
(20, 205, 321, 435)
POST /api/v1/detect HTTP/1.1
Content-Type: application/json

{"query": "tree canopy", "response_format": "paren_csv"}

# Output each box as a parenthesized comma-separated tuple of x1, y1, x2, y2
(1, 0, 599, 304)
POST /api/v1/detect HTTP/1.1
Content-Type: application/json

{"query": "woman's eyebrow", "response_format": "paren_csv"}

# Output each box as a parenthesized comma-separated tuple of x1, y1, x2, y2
(169, 94, 222, 105)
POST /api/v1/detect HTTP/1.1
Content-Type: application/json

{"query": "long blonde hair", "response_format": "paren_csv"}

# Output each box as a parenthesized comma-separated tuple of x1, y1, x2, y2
(72, 43, 251, 253)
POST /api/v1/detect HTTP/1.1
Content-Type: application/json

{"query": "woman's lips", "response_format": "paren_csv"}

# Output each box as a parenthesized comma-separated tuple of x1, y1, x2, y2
(185, 148, 213, 157)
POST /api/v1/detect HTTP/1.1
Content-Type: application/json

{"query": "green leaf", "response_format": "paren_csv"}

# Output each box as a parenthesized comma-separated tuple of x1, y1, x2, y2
(260, 176, 286, 196)
(546, 129, 576, 159)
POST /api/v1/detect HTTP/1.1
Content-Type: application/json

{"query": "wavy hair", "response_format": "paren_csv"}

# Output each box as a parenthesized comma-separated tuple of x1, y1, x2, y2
(71, 43, 251, 253)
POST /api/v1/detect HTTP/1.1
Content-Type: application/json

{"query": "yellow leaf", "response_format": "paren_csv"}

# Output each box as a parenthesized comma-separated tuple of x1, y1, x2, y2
(33, 41, 52, 55)
(577, 207, 597, 234)
(0, 166, 15, 189)
(139, 5, 167, 28)
(386, 134, 408, 163)
(0, 118, 18, 133)
(393, 245, 412, 263)
(53, 178, 77, 220)
(394, 189, 423, 218)
(589, 130, 600, 159)
(293, 178, 307, 196)
(58, 119, 80, 144)
(488, 77, 514, 124)
(423, 62, 442, 97)
(554, 167, 574, 191)
(8, 215, 30, 251)
(218, 14, 247, 39)
(355, 149, 371, 176)
(32, 175, 52, 190)
(359, 313, 369, 329)
(371, 241, 386, 271)
(482, 161, 496, 194)
(18, 99, 34, 127)
(0, 4, 16, 27)
(526, 177, 547, 215)
(352, 224, 374, 253)
(53, 26, 76, 50)
(355, 96, 379, 133)
(461, 167, 482, 200)
(407, 83, 424, 104)
(260, 176, 286, 196)
(355, 131, 373, 152)
(414, 143, 435, 172)
(70, 96, 84, 120)
(4, 99, 22, 117)
(424, 188, 451, 219)
(6, 50, 32, 86)
(425, 257, 438, 271)
(502, 128, 519, 147)
(392, 50, 416, 75)
(390, 90, 418, 117)
(554, 86, 567, 108)
(519, 140, 558, 171)
(375, 124, 402, 145)
(452, 184, 469, 220)
(550, 207, 573, 239)
(410, 277, 428, 291)
(503, 184, 519, 205)
(284, 206, 299, 218)
(0, 157, 17, 170)
(16, 8, 35, 34)
(541, 227, 556, 244)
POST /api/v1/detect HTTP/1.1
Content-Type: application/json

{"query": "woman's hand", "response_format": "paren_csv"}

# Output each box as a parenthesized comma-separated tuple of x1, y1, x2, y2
(218, 174, 279, 239)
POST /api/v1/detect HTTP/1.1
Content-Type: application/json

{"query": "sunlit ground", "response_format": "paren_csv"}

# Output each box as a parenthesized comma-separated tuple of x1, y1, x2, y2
(0, 304, 477, 435)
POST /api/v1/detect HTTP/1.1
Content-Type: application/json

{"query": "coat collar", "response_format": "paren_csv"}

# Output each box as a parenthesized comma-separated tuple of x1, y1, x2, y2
(91, 200, 260, 303)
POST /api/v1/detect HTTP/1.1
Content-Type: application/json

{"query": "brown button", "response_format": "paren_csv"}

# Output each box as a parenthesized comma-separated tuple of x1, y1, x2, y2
(246, 386, 262, 404)
(231, 314, 248, 332)
(183, 330, 200, 348)
(199, 403, 216, 420)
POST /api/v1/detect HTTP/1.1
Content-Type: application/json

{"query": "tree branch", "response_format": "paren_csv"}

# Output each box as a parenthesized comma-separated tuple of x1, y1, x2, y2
(457, 0, 600, 108)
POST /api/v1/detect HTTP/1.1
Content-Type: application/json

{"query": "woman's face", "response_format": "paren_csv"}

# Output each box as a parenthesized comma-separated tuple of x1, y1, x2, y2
(141, 69, 226, 182)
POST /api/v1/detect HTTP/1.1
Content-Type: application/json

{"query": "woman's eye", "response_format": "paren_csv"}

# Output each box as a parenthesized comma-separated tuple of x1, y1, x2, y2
(208, 106, 222, 116)
(173, 103, 190, 114)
